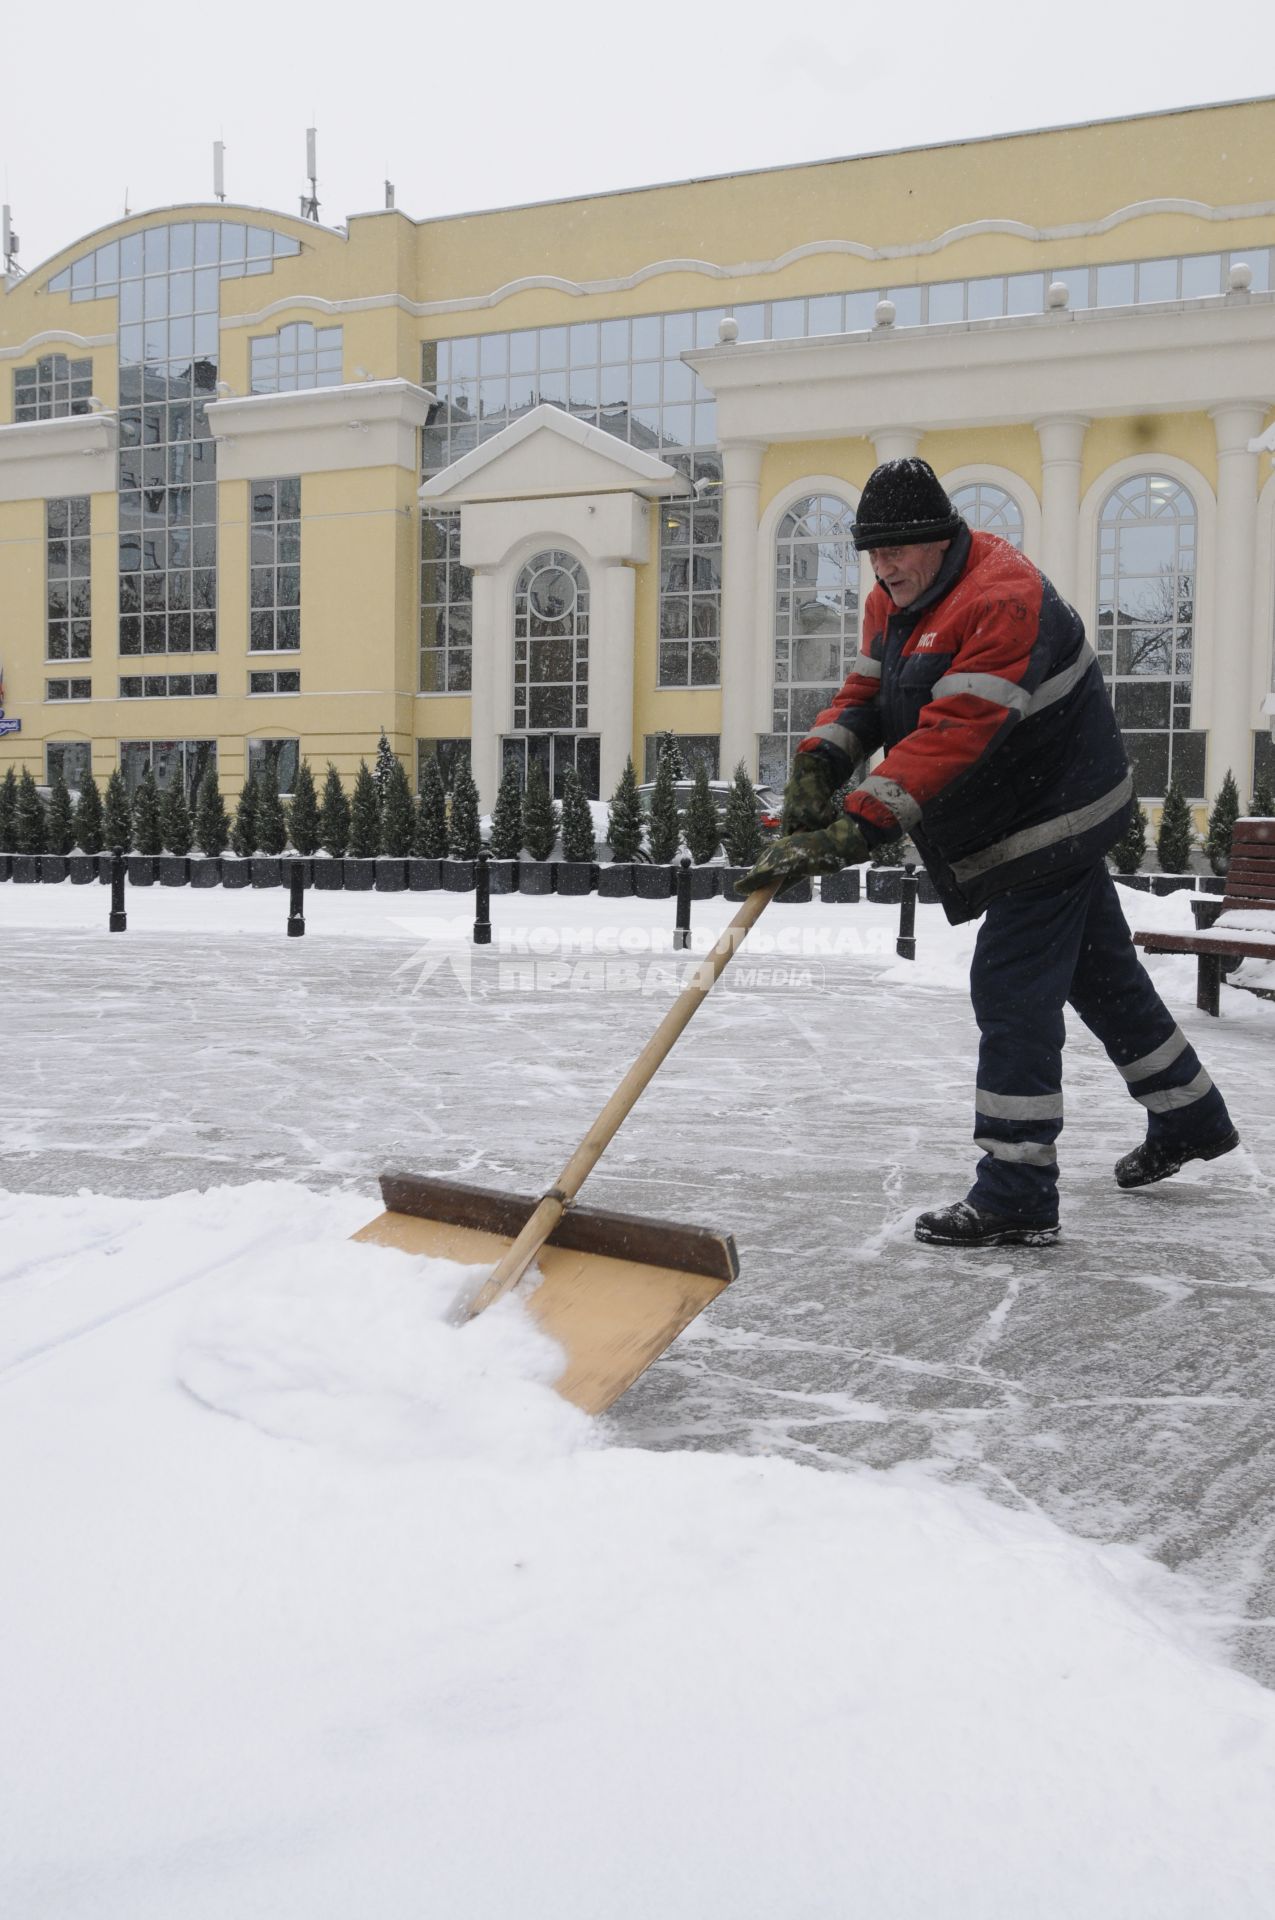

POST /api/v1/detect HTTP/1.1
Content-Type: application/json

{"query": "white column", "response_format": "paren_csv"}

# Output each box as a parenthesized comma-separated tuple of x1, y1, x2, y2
(719, 441, 764, 777)
(1207, 403, 1267, 799)
(594, 560, 636, 799)
(1033, 416, 1088, 603)
(468, 566, 499, 809)
(870, 428, 921, 466)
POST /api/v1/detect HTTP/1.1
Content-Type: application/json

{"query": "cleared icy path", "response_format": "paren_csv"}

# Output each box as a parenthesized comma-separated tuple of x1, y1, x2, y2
(5, 886, 1274, 1683)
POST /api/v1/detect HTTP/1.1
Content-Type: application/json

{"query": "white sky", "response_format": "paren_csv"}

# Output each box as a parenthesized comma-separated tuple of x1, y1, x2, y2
(4, 0, 1274, 275)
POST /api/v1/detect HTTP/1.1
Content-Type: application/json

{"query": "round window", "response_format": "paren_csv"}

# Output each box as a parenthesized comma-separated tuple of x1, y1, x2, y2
(528, 565, 576, 622)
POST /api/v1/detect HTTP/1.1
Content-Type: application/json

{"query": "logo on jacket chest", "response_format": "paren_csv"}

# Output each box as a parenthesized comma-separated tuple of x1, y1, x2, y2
(912, 630, 942, 650)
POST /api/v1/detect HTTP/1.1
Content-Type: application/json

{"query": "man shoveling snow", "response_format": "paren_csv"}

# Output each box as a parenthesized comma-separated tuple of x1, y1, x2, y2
(741, 458, 1238, 1247)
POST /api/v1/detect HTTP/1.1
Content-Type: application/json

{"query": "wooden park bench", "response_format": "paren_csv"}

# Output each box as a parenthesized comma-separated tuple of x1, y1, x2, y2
(1134, 818, 1275, 1015)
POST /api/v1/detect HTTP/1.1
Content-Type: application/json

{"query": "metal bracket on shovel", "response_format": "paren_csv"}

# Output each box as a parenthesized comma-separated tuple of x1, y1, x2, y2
(353, 883, 777, 1413)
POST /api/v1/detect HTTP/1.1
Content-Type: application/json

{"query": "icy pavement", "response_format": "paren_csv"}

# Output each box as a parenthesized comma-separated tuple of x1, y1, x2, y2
(5, 881, 1275, 1690)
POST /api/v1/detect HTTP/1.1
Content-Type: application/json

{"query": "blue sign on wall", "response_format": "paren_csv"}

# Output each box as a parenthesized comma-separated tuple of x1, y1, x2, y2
(0, 717, 21, 735)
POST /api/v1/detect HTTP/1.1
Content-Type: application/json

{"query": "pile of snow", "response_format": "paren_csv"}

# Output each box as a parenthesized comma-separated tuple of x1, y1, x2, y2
(3, 1181, 1275, 1919)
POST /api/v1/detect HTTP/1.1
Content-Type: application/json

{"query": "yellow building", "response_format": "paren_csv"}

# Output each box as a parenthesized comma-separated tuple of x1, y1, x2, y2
(2, 94, 1273, 818)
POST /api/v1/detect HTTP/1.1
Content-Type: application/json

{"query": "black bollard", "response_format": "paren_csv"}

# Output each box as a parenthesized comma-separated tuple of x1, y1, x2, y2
(287, 861, 306, 938)
(109, 844, 127, 934)
(473, 850, 492, 946)
(673, 856, 692, 953)
(896, 862, 919, 962)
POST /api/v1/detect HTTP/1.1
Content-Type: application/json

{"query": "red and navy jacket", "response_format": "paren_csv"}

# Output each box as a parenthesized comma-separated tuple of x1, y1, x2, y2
(801, 526, 1132, 923)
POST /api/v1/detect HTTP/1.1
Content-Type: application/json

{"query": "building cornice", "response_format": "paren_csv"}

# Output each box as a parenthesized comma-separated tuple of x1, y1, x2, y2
(205, 379, 434, 480)
(0, 410, 118, 503)
(686, 294, 1275, 440)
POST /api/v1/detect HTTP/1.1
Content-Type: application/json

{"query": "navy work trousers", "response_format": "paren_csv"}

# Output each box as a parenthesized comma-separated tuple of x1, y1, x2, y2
(967, 862, 1233, 1224)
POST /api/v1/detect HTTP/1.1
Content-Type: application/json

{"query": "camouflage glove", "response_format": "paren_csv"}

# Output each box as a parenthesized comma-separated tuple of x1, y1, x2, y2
(735, 816, 869, 895)
(782, 752, 841, 832)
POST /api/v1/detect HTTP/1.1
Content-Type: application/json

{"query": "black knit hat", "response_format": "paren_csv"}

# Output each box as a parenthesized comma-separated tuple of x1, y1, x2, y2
(853, 458, 964, 551)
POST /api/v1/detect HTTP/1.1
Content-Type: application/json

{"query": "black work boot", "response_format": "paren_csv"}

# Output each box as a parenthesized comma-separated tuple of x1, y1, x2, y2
(914, 1201, 1060, 1248)
(1114, 1127, 1240, 1190)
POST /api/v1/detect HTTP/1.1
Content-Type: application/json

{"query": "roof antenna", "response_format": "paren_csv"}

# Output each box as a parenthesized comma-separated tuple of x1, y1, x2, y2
(2, 205, 22, 280)
(385, 179, 395, 210)
(300, 127, 320, 223)
(213, 140, 227, 204)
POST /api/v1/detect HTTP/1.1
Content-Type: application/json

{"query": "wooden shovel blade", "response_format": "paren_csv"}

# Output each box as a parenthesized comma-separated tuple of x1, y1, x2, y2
(353, 1172, 737, 1415)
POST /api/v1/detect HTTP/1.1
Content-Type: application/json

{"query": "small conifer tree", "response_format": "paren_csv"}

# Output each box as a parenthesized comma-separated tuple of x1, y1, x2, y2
(489, 763, 524, 859)
(606, 756, 643, 863)
(194, 767, 230, 856)
(230, 775, 259, 858)
(15, 768, 46, 854)
(683, 762, 721, 863)
(132, 769, 164, 856)
(319, 763, 350, 857)
(348, 760, 381, 859)
(1109, 783, 1148, 876)
(657, 729, 685, 778)
(1204, 769, 1240, 876)
(72, 771, 104, 855)
(560, 765, 597, 862)
(414, 754, 448, 858)
(0, 766, 18, 852)
(159, 778, 193, 857)
(522, 764, 558, 861)
(449, 757, 482, 858)
(870, 834, 906, 868)
(1156, 775, 1194, 874)
(255, 766, 288, 855)
(103, 769, 133, 852)
(722, 762, 762, 868)
(373, 728, 398, 808)
(287, 760, 320, 856)
(1251, 770, 1275, 818)
(46, 773, 76, 855)
(381, 756, 415, 856)
(647, 747, 681, 864)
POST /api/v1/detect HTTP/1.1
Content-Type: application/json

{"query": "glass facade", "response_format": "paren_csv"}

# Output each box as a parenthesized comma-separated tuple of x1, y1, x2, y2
(46, 741, 92, 788)
(500, 732, 599, 801)
(46, 498, 92, 663)
(248, 738, 300, 794)
(761, 495, 861, 788)
(45, 222, 300, 684)
(1097, 474, 1204, 799)
(14, 353, 92, 422)
(250, 322, 342, 393)
(949, 483, 1024, 546)
(422, 317, 722, 690)
(249, 478, 302, 651)
(119, 739, 216, 800)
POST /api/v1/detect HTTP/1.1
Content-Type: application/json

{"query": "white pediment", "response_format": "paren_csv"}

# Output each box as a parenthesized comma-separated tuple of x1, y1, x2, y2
(420, 403, 691, 505)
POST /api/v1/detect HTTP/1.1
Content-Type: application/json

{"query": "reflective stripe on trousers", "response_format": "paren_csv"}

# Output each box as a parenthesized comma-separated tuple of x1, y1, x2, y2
(966, 862, 1232, 1224)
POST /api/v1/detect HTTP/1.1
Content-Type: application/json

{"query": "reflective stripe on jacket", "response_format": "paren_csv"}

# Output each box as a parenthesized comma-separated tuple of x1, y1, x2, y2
(800, 527, 1132, 923)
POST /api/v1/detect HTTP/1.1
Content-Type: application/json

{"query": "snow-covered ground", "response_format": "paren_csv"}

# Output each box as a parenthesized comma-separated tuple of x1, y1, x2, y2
(3, 878, 1274, 1916)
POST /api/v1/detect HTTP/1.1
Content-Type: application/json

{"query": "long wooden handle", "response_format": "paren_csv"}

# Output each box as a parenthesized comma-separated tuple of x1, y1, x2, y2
(466, 883, 777, 1317)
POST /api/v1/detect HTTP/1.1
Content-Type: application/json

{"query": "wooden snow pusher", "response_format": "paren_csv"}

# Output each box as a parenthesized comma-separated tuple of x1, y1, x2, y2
(353, 884, 776, 1414)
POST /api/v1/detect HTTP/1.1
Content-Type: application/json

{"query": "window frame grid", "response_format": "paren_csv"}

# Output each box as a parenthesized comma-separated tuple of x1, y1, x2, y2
(46, 677, 92, 702)
(248, 478, 302, 652)
(250, 323, 343, 394)
(419, 510, 472, 694)
(247, 669, 302, 696)
(763, 494, 860, 787)
(118, 672, 218, 699)
(512, 550, 590, 734)
(46, 496, 92, 663)
(14, 353, 93, 422)
(46, 741, 93, 789)
(1096, 473, 1204, 801)
(119, 738, 217, 801)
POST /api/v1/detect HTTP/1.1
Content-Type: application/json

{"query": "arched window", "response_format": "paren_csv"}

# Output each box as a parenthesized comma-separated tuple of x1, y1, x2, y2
(1097, 474, 1203, 799)
(513, 550, 590, 734)
(761, 494, 859, 788)
(949, 482, 1024, 548)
